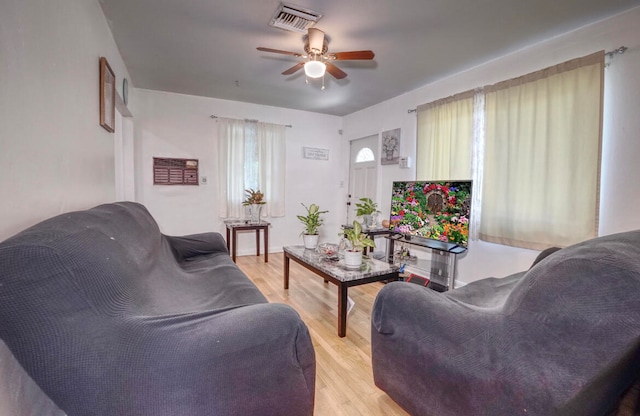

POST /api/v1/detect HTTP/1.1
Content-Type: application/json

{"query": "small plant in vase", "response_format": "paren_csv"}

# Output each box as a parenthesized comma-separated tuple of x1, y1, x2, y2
(342, 220, 375, 269)
(297, 203, 328, 249)
(355, 197, 380, 229)
(242, 188, 266, 223)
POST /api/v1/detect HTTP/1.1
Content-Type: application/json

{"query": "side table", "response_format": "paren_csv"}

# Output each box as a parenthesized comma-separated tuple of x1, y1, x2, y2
(224, 221, 270, 263)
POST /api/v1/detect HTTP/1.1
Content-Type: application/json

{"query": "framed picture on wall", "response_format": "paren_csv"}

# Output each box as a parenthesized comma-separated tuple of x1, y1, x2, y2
(381, 128, 401, 165)
(99, 57, 115, 132)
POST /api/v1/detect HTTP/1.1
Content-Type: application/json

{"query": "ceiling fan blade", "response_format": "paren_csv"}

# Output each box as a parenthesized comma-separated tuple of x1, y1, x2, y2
(325, 62, 347, 79)
(282, 62, 305, 75)
(257, 47, 303, 57)
(329, 50, 375, 60)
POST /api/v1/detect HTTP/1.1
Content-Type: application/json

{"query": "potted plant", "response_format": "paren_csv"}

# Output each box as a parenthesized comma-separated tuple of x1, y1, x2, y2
(355, 197, 379, 229)
(242, 188, 266, 223)
(342, 220, 375, 268)
(297, 203, 328, 249)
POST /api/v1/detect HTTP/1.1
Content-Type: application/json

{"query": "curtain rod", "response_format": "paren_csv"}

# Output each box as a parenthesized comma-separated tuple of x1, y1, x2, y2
(407, 47, 627, 112)
(210, 115, 292, 128)
(605, 46, 627, 59)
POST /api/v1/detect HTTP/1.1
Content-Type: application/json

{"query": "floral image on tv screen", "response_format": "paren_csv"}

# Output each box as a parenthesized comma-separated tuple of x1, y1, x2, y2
(389, 181, 472, 247)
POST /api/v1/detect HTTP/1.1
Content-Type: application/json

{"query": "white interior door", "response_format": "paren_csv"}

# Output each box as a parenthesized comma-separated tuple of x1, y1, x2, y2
(348, 135, 378, 224)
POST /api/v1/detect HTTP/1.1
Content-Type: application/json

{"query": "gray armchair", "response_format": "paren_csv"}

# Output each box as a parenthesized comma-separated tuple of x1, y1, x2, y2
(372, 230, 640, 416)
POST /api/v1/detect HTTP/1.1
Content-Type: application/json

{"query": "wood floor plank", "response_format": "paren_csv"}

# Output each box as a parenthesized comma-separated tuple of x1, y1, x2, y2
(236, 252, 639, 416)
(236, 253, 409, 416)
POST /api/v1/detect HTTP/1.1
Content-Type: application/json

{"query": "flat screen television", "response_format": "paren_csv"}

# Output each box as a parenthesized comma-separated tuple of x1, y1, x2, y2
(389, 180, 472, 250)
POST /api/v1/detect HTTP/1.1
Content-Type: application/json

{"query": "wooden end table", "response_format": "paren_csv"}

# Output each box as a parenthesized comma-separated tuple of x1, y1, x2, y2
(283, 246, 399, 337)
(225, 221, 270, 263)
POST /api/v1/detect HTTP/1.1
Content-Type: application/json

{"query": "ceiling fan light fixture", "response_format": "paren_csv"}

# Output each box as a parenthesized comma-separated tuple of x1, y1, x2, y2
(307, 28, 325, 54)
(304, 60, 326, 78)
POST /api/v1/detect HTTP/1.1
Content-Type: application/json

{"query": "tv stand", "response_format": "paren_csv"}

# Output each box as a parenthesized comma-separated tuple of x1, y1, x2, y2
(387, 235, 467, 291)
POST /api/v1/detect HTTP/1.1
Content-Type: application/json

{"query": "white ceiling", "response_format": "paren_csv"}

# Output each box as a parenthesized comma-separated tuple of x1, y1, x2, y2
(99, 0, 640, 116)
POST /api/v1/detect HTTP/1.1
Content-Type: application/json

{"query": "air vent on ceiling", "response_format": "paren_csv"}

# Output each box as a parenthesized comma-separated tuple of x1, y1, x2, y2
(269, 3, 322, 33)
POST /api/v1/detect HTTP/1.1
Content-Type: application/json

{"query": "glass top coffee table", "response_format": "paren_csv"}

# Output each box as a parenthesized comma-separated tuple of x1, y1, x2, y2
(283, 245, 400, 337)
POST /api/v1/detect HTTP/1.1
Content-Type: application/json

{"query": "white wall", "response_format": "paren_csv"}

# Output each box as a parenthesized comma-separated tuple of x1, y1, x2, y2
(0, 0, 131, 241)
(4, 0, 637, 284)
(343, 7, 640, 285)
(134, 90, 344, 254)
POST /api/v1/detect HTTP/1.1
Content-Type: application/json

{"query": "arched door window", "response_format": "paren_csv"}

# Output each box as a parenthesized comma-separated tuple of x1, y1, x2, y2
(355, 147, 375, 163)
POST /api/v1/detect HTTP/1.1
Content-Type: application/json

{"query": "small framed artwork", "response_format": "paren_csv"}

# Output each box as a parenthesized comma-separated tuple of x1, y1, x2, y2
(99, 57, 116, 132)
(381, 128, 401, 165)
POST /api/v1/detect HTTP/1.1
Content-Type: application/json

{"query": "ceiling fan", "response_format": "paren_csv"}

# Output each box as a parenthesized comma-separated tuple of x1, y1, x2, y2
(257, 28, 375, 81)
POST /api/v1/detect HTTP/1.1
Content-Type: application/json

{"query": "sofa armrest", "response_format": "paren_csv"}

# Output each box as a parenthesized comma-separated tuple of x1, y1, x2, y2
(372, 281, 497, 343)
(0, 339, 66, 416)
(124, 303, 315, 416)
(165, 232, 228, 260)
(371, 282, 503, 416)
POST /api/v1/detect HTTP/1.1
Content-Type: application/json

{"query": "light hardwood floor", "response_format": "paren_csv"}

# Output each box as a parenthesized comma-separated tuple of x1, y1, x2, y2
(236, 252, 407, 416)
(236, 252, 639, 416)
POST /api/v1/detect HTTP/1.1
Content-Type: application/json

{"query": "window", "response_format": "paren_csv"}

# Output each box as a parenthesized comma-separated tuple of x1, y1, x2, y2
(416, 51, 604, 249)
(217, 118, 286, 219)
(355, 147, 375, 163)
(153, 157, 198, 185)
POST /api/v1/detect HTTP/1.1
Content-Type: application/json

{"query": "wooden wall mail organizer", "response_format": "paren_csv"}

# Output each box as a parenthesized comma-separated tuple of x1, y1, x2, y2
(153, 157, 199, 185)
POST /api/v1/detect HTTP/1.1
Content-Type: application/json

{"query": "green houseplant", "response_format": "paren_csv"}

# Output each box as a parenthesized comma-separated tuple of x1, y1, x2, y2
(342, 220, 375, 268)
(354, 197, 379, 229)
(242, 188, 266, 223)
(297, 203, 328, 249)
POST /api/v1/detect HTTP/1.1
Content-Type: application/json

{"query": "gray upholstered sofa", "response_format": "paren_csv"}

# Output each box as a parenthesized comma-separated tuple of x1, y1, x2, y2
(372, 230, 640, 416)
(0, 202, 315, 416)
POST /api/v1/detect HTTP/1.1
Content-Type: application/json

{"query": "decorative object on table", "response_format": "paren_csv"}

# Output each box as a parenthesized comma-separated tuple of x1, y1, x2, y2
(297, 203, 328, 249)
(99, 57, 116, 132)
(381, 128, 400, 165)
(342, 220, 375, 268)
(242, 188, 266, 223)
(355, 197, 379, 230)
(318, 242, 339, 259)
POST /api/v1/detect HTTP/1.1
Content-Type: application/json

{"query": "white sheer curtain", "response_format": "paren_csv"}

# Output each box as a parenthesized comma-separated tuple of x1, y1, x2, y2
(217, 118, 286, 219)
(257, 122, 286, 217)
(416, 90, 474, 180)
(480, 51, 604, 249)
(469, 89, 485, 241)
(416, 91, 478, 239)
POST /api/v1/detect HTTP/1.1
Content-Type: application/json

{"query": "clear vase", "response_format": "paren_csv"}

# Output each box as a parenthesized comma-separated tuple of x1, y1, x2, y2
(362, 214, 372, 230)
(249, 204, 262, 223)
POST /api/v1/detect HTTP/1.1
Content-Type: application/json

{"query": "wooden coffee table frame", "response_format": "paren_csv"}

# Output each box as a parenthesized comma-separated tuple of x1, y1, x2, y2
(284, 250, 399, 337)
